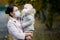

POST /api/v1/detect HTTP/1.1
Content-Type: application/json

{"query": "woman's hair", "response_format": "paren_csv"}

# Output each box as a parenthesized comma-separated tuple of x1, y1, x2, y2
(5, 4, 17, 17)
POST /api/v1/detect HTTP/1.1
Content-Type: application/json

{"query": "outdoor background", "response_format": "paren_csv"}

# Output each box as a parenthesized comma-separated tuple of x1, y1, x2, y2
(0, 0, 60, 40)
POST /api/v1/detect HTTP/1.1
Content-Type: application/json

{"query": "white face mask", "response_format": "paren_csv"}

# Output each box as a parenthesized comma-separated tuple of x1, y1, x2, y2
(15, 10, 20, 17)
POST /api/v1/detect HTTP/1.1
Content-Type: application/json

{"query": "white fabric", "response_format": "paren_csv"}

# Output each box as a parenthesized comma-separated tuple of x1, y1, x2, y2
(21, 8, 36, 32)
(7, 17, 25, 40)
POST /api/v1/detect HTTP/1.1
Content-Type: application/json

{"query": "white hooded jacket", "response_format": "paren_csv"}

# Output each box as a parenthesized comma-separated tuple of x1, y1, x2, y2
(7, 17, 25, 40)
(21, 8, 36, 32)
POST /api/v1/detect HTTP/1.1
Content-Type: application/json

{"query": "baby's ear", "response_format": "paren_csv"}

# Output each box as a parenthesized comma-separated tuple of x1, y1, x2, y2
(26, 8, 36, 15)
(33, 8, 36, 14)
(29, 8, 36, 14)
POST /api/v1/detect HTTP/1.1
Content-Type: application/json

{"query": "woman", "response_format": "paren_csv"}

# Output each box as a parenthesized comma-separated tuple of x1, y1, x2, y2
(5, 4, 32, 40)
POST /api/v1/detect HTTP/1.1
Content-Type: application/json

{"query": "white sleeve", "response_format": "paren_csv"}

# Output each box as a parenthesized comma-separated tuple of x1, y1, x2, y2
(22, 15, 35, 28)
(7, 22, 25, 39)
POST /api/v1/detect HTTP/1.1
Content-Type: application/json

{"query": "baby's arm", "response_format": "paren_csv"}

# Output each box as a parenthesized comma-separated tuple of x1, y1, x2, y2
(21, 15, 35, 28)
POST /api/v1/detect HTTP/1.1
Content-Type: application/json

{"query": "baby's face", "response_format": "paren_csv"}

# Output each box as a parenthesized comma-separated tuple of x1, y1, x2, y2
(22, 8, 30, 16)
(22, 4, 33, 16)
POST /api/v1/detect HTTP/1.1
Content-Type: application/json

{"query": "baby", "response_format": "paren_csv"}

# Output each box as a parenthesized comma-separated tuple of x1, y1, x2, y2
(21, 4, 36, 40)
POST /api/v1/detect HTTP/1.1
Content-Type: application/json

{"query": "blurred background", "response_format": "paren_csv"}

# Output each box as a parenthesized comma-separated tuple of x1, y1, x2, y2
(0, 0, 60, 40)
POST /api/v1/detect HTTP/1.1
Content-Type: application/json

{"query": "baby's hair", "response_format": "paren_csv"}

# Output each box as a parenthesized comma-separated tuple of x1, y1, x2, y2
(24, 4, 33, 9)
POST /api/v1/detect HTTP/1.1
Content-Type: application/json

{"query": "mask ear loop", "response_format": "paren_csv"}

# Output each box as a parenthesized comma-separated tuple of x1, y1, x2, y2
(20, 11, 22, 16)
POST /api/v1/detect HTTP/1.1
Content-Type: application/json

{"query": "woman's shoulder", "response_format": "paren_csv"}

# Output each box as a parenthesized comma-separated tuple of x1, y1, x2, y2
(7, 18, 14, 25)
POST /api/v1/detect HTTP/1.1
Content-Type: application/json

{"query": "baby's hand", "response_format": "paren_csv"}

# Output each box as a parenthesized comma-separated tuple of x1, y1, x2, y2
(25, 32, 33, 38)
(25, 32, 32, 36)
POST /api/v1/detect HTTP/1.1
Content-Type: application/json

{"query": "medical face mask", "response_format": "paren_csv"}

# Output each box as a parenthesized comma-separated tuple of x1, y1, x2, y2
(15, 10, 20, 17)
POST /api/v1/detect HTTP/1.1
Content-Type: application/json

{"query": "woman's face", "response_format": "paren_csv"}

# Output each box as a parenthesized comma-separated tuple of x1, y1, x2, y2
(13, 6, 18, 12)
(10, 6, 18, 17)
(10, 6, 20, 17)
